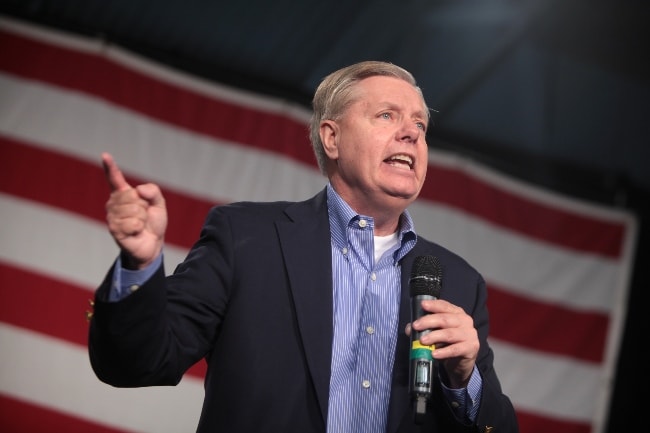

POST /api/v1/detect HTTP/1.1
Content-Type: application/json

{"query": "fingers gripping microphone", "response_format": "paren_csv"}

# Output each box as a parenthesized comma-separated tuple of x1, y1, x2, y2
(408, 255, 442, 423)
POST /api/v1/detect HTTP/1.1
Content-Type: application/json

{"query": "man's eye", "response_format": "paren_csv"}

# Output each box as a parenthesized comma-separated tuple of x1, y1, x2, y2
(416, 122, 426, 131)
(381, 112, 391, 119)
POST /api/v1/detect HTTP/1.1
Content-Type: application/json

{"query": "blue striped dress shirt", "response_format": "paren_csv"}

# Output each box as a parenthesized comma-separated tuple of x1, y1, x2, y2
(325, 184, 417, 433)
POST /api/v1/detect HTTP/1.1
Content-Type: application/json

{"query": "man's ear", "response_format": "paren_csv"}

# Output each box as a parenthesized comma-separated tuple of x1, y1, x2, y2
(320, 120, 339, 160)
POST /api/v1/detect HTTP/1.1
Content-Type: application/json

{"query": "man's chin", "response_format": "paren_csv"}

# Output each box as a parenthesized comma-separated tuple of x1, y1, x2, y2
(382, 188, 419, 204)
(382, 181, 421, 199)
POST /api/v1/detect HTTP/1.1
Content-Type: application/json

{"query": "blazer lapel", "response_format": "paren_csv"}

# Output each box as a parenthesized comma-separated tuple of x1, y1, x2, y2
(276, 189, 333, 424)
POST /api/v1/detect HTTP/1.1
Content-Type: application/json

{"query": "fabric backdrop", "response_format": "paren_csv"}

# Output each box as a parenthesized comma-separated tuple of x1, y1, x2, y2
(0, 17, 638, 433)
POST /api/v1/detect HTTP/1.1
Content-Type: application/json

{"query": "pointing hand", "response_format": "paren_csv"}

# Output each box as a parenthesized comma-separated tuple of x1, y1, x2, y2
(102, 152, 167, 269)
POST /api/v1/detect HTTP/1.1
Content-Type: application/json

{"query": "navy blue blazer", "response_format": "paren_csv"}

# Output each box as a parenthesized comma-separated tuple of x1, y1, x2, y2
(89, 188, 518, 433)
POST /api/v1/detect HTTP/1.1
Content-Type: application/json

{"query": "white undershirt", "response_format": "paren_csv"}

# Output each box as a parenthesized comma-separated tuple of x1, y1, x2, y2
(374, 232, 399, 263)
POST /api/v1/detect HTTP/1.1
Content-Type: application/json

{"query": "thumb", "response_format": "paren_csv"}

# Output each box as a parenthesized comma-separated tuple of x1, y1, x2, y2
(101, 152, 131, 192)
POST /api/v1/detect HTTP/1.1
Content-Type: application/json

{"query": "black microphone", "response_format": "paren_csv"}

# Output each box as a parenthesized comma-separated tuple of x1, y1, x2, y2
(408, 255, 442, 423)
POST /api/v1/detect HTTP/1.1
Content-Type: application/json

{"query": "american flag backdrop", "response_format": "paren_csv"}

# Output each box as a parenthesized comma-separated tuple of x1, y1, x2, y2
(0, 17, 638, 433)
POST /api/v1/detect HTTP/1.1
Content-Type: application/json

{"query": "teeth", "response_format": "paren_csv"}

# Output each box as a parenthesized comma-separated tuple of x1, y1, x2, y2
(388, 154, 413, 167)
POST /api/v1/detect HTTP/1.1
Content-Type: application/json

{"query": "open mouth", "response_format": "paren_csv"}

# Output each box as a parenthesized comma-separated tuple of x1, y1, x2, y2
(384, 154, 413, 170)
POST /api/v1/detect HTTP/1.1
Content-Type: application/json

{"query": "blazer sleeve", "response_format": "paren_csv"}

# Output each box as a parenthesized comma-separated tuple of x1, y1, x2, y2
(88, 204, 236, 387)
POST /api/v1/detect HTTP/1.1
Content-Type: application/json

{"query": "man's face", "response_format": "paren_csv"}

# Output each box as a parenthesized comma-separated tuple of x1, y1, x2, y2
(321, 75, 429, 217)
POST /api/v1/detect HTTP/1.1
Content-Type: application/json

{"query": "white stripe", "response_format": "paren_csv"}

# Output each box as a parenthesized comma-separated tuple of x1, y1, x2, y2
(0, 72, 326, 205)
(410, 199, 622, 313)
(0, 323, 203, 433)
(492, 339, 604, 423)
(0, 194, 188, 289)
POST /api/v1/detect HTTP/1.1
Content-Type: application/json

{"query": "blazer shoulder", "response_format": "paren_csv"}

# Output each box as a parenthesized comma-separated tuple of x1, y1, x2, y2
(206, 187, 328, 223)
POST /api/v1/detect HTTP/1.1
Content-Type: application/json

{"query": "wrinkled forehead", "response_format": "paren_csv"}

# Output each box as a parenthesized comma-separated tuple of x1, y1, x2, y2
(349, 76, 430, 120)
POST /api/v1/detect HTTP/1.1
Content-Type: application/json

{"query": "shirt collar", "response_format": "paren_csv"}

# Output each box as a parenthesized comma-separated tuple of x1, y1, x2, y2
(326, 183, 418, 257)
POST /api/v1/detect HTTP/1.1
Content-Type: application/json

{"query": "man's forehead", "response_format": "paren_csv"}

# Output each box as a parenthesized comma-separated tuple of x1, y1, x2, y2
(352, 78, 428, 117)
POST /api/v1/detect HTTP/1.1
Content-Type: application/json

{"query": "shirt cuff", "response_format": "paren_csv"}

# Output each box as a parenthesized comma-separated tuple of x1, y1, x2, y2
(108, 254, 163, 302)
(440, 364, 483, 422)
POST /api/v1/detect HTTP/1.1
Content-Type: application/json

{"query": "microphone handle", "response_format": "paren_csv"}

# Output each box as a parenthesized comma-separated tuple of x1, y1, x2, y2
(410, 294, 437, 422)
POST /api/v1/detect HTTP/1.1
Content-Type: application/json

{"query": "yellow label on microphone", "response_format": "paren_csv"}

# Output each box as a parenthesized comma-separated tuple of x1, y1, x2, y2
(410, 340, 435, 360)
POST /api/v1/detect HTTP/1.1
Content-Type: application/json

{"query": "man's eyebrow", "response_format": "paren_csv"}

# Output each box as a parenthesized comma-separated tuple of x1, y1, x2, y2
(412, 108, 429, 121)
(375, 101, 429, 120)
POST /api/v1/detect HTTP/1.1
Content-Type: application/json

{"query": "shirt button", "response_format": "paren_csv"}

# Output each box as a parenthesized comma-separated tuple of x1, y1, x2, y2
(129, 284, 140, 293)
(370, 272, 376, 281)
(366, 326, 375, 335)
(358, 219, 367, 228)
(362, 380, 371, 389)
(451, 401, 460, 409)
(342, 247, 348, 255)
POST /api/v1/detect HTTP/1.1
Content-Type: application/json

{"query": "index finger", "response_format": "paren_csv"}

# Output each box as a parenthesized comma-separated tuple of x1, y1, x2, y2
(421, 298, 462, 314)
(101, 152, 131, 192)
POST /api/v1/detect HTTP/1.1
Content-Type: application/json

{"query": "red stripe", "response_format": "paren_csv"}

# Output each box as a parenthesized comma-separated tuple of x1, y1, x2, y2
(0, 136, 107, 222)
(0, 262, 207, 379)
(0, 255, 605, 369)
(0, 394, 131, 433)
(487, 283, 609, 363)
(0, 263, 91, 347)
(0, 29, 627, 258)
(516, 409, 591, 433)
(0, 135, 215, 249)
(420, 164, 626, 258)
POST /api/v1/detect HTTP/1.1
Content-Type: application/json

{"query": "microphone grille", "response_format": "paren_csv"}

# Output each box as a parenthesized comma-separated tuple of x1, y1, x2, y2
(409, 255, 442, 297)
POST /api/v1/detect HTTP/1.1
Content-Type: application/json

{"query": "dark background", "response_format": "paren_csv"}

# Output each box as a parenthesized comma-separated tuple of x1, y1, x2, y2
(2, 1, 648, 431)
